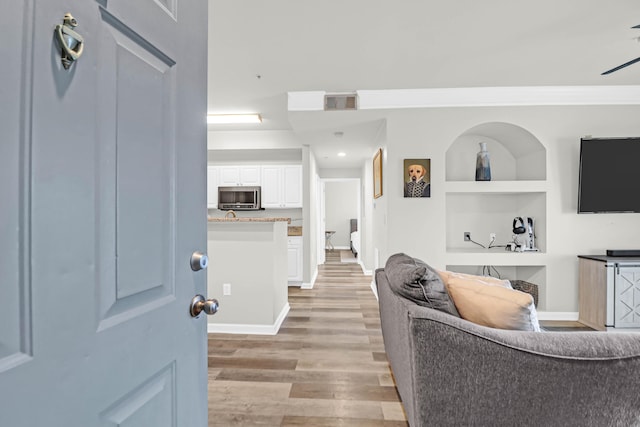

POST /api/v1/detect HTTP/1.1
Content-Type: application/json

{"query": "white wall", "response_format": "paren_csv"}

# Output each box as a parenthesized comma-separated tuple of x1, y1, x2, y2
(318, 168, 362, 179)
(360, 156, 374, 272)
(324, 181, 359, 248)
(381, 105, 640, 313)
(207, 130, 300, 150)
(302, 146, 318, 285)
(371, 122, 389, 271)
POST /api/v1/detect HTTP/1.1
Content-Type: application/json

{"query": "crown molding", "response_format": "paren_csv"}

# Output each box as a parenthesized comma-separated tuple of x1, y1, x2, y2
(288, 86, 640, 111)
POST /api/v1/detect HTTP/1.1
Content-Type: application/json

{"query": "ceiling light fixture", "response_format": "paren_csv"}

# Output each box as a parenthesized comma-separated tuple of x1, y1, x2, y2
(337, 152, 346, 157)
(207, 113, 262, 124)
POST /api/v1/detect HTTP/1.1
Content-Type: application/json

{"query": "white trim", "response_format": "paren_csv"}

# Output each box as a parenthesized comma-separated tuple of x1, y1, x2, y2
(301, 267, 318, 289)
(288, 86, 640, 111)
(207, 303, 290, 335)
(536, 311, 579, 321)
(359, 260, 372, 276)
(370, 279, 378, 301)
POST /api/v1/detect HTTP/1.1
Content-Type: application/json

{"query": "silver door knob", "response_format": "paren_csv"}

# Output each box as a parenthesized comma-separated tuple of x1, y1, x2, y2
(190, 251, 209, 271)
(190, 294, 219, 318)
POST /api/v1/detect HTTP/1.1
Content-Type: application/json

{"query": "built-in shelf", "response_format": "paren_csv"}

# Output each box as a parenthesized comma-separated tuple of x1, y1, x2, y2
(444, 121, 548, 296)
(445, 180, 547, 194)
(446, 122, 546, 182)
(446, 264, 547, 310)
(445, 251, 547, 266)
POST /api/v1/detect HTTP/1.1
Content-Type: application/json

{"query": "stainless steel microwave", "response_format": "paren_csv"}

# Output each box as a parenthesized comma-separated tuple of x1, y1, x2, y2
(217, 186, 262, 210)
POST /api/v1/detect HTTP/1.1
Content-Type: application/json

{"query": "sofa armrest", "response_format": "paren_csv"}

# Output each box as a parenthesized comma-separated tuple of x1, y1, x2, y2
(407, 305, 640, 426)
(408, 303, 640, 359)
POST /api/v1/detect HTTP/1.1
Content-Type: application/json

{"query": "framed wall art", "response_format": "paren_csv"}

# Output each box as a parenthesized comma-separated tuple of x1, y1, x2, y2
(403, 158, 431, 198)
(373, 149, 383, 199)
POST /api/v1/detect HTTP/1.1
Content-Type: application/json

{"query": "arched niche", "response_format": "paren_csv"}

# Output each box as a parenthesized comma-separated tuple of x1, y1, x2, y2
(446, 122, 546, 181)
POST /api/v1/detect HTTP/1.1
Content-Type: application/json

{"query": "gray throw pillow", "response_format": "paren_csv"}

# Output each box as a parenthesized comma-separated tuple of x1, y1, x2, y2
(384, 253, 460, 317)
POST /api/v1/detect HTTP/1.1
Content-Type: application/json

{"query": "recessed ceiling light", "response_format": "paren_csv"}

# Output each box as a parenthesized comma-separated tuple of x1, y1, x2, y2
(207, 113, 262, 124)
(337, 152, 346, 157)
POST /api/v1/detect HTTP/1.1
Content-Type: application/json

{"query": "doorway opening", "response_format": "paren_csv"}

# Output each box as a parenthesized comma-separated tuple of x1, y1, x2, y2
(317, 178, 362, 268)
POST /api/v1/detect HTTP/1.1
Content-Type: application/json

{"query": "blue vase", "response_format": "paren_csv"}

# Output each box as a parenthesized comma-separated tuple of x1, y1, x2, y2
(475, 142, 491, 181)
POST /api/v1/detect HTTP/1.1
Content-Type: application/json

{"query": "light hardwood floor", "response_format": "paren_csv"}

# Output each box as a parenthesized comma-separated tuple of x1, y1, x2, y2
(207, 252, 586, 426)
(208, 250, 408, 426)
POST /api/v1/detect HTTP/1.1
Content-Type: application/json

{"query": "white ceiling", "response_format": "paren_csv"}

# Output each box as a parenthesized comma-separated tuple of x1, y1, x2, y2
(207, 0, 640, 168)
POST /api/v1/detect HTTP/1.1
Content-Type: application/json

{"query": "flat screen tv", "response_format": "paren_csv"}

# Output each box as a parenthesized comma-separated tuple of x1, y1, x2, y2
(578, 137, 640, 213)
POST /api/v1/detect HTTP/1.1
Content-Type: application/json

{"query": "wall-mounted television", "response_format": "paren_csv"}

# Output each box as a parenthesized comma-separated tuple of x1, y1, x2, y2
(578, 137, 640, 213)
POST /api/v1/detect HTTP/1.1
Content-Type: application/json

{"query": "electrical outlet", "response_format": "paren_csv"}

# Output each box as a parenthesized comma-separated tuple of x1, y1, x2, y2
(223, 283, 231, 296)
(464, 232, 471, 241)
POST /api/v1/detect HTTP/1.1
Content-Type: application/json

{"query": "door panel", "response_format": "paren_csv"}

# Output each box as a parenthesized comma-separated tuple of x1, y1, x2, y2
(615, 267, 640, 327)
(0, 1, 31, 372)
(108, 10, 175, 301)
(0, 1, 209, 425)
(100, 362, 176, 426)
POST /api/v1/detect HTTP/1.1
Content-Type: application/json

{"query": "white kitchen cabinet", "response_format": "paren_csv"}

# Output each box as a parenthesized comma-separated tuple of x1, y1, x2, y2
(219, 165, 261, 186)
(261, 165, 302, 208)
(282, 165, 303, 207)
(287, 236, 303, 282)
(207, 166, 219, 209)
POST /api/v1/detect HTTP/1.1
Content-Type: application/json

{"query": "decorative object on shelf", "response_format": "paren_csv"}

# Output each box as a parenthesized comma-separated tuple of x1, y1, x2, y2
(373, 148, 383, 199)
(403, 158, 431, 198)
(475, 142, 492, 181)
(511, 216, 538, 251)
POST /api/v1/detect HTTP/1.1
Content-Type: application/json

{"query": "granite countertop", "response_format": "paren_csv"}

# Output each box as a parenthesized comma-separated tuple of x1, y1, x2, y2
(288, 226, 302, 236)
(208, 216, 291, 223)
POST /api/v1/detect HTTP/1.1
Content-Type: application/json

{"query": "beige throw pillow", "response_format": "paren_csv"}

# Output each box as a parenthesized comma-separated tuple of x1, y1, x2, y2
(446, 276, 541, 331)
(437, 270, 512, 289)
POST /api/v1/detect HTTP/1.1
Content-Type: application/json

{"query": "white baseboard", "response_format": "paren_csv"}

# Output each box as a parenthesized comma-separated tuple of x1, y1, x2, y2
(207, 303, 290, 335)
(301, 267, 318, 290)
(537, 311, 579, 321)
(359, 260, 372, 276)
(331, 245, 350, 250)
(370, 279, 378, 301)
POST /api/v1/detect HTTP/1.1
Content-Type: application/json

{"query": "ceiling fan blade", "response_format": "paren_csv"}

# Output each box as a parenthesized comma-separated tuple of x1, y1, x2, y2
(601, 56, 640, 75)
(633, 24, 640, 29)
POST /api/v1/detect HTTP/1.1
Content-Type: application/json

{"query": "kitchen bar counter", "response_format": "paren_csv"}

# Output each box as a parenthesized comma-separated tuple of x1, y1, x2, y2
(206, 219, 289, 335)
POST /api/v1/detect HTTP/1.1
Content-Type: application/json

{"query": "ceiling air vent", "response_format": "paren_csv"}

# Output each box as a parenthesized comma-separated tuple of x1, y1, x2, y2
(324, 93, 358, 111)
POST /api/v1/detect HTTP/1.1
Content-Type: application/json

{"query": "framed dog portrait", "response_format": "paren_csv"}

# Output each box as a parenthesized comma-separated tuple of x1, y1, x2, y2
(403, 159, 431, 198)
(373, 149, 383, 199)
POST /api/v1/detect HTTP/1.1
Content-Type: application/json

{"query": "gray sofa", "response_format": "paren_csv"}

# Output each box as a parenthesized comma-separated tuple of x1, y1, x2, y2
(376, 267, 640, 427)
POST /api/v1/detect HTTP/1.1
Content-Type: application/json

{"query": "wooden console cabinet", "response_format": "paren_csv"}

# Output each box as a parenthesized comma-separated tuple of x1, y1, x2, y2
(578, 255, 640, 331)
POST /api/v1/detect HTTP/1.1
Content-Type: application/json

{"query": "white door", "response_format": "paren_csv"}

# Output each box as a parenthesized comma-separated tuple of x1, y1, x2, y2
(1, 1, 210, 425)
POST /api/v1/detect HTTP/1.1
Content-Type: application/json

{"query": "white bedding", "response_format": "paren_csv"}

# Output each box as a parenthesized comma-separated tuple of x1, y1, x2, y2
(350, 231, 361, 255)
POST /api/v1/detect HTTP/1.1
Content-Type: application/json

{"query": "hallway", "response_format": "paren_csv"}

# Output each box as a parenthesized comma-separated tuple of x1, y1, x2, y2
(207, 251, 407, 426)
